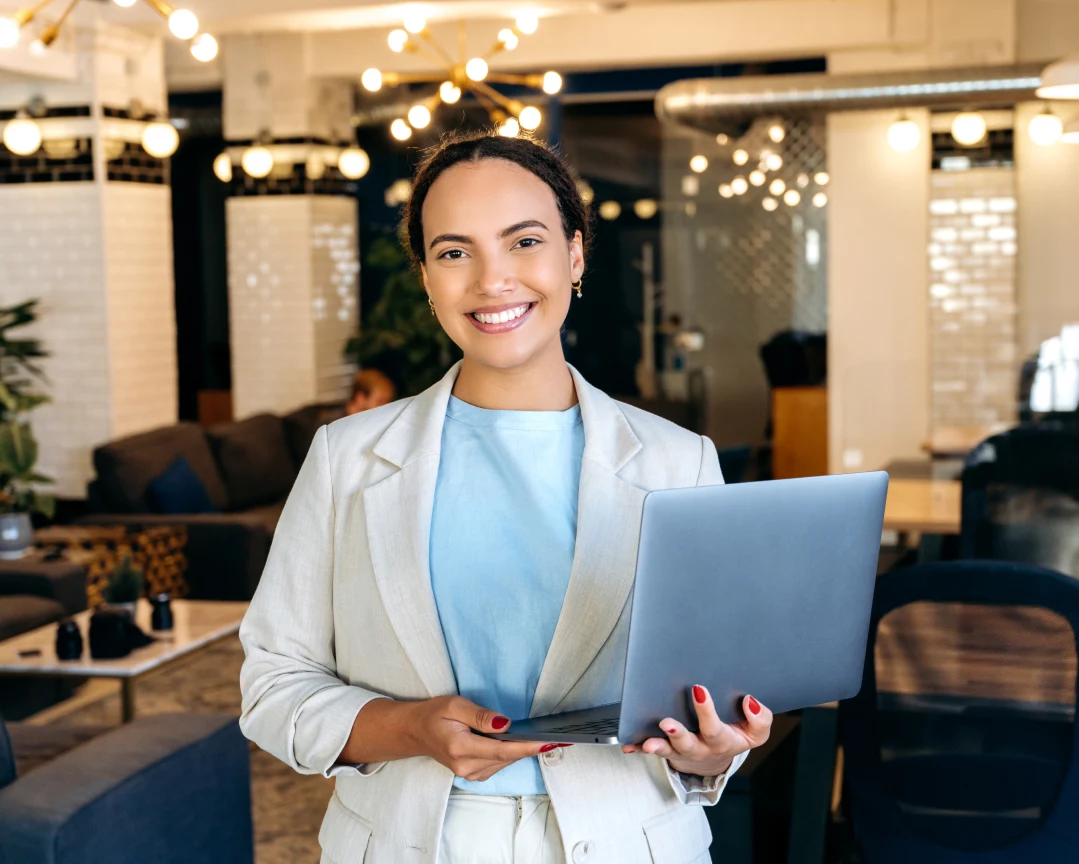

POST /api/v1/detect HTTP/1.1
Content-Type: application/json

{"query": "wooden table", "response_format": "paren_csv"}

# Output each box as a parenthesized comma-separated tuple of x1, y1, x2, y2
(883, 477, 961, 535)
(922, 424, 1010, 458)
(0, 599, 247, 722)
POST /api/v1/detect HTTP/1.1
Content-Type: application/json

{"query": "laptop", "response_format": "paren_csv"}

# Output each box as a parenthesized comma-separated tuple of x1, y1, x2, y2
(490, 471, 889, 745)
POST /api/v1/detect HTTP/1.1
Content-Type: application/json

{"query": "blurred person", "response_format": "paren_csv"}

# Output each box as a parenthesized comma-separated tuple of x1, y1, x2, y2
(346, 368, 396, 415)
(239, 131, 772, 863)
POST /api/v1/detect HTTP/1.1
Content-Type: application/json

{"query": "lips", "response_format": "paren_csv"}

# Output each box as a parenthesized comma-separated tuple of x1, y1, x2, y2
(466, 301, 536, 334)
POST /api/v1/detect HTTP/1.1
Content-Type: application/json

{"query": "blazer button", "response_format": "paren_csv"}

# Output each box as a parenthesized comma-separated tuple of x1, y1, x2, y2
(541, 747, 564, 766)
(571, 840, 594, 863)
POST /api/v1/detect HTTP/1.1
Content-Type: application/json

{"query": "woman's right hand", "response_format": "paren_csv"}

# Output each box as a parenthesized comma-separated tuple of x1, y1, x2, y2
(338, 695, 569, 782)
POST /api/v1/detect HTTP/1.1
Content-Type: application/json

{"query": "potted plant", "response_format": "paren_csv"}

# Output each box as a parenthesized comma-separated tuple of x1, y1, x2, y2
(105, 554, 144, 617)
(0, 300, 54, 559)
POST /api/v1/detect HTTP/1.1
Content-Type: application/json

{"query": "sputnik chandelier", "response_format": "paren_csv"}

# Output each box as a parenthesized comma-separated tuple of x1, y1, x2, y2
(0, 0, 218, 64)
(361, 12, 563, 140)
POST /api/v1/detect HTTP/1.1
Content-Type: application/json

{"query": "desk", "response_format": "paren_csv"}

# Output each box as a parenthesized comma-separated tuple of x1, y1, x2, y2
(922, 424, 1009, 458)
(883, 478, 961, 535)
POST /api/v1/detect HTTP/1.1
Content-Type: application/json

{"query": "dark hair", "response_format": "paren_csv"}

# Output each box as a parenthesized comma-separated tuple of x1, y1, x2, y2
(403, 130, 592, 267)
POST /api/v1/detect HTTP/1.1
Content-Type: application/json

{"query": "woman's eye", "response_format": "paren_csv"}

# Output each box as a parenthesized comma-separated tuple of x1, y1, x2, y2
(515, 237, 542, 249)
(439, 249, 466, 260)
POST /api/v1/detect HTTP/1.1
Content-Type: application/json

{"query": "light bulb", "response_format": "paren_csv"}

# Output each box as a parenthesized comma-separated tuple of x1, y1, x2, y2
(337, 147, 370, 180)
(814, 171, 829, 186)
(951, 112, 987, 146)
(576, 180, 594, 204)
(888, 118, 921, 153)
(213, 151, 232, 183)
(388, 29, 408, 52)
(784, 189, 801, 207)
(749, 170, 766, 186)
(762, 197, 778, 212)
(813, 192, 828, 208)
(190, 33, 217, 62)
(28, 38, 45, 56)
(797, 173, 810, 188)
(519, 106, 542, 131)
(402, 13, 426, 34)
(765, 153, 783, 171)
(731, 176, 748, 195)
(499, 117, 520, 137)
(542, 71, 562, 94)
(168, 9, 199, 40)
(3, 117, 41, 155)
(689, 154, 708, 173)
(141, 121, 179, 158)
(241, 146, 274, 178)
(1029, 112, 1064, 147)
(0, 17, 19, 49)
(498, 28, 518, 50)
(598, 201, 621, 220)
(390, 119, 412, 141)
(408, 104, 431, 129)
(466, 58, 488, 82)
(732, 149, 748, 166)
(113, 0, 137, 6)
(769, 179, 786, 196)
(362, 68, 383, 92)
(768, 124, 785, 143)
(306, 153, 326, 180)
(515, 13, 539, 34)
(718, 184, 733, 198)
(633, 199, 658, 219)
(439, 81, 461, 103)
(715, 133, 729, 145)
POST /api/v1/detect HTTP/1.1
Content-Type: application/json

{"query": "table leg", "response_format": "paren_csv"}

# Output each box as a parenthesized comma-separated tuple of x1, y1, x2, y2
(786, 705, 839, 864)
(121, 678, 136, 723)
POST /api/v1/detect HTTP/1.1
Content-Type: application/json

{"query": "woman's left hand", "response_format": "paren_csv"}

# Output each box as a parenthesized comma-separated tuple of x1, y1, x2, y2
(621, 685, 773, 777)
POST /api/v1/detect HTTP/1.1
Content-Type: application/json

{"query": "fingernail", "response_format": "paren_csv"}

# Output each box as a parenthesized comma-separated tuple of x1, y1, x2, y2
(693, 685, 707, 704)
(492, 716, 510, 730)
(666, 728, 677, 735)
(540, 743, 558, 752)
(557, 743, 573, 748)
(748, 696, 761, 715)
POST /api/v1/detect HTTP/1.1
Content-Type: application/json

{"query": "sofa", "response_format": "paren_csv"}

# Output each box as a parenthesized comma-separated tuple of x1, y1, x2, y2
(81, 403, 345, 601)
(0, 712, 254, 863)
(0, 560, 87, 643)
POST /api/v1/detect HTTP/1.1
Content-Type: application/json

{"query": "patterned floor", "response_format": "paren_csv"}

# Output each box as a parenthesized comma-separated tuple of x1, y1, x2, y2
(38, 637, 332, 864)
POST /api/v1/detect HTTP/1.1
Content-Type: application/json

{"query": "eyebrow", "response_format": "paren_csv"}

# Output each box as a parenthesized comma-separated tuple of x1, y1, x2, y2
(428, 219, 550, 250)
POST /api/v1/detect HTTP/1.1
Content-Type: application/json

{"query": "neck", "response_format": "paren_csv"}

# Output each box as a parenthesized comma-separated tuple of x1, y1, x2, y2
(452, 341, 577, 411)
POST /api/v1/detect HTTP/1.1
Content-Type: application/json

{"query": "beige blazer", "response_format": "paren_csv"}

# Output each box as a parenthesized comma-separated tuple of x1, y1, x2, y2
(239, 363, 748, 864)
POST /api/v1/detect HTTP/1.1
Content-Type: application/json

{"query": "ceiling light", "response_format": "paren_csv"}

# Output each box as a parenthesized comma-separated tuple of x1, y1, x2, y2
(634, 199, 658, 219)
(813, 192, 828, 208)
(142, 121, 179, 158)
(408, 104, 431, 129)
(515, 13, 539, 34)
(576, 180, 594, 204)
(784, 189, 801, 207)
(3, 116, 41, 155)
(888, 117, 921, 152)
(715, 133, 729, 145)
(731, 176, 748, 195)
(1037, 56, 1079, 100)
(362, 68, 383, 92)
(402, 13, 426, 34)
(498, 117, 520, 137)
(814, 172, 829, 185)
(498, 28, 518, 50)
(241, 146, 274, 178)
(519, 106, 542, 131)
(769, 124, 785, 143)
(113, 0, 137, 6)
(769, 179, 786, 196)
(718, 184, 733, 198)
(1063, 116, 1079, 144)
(213, 152, 232, 183)
(762, 197, 778, 212)
(439, 81, 461, 103)
(1029, 111, 1064, 146)
(28, 39, 46, 56)
(749, 170, 766, 186)
(168, 9, 199, 40)
(338, 147, 370, 180)
(190, 33, 217, 62)
(542, 71, 562, 94)
(765, 153, 783, 171)
(391, 119, 412, 141)
(388, 29, 408, 52)
(689, 154, 708, 173)
(0, 17, 20, 48)
(466, 58, 488, 81)
(598, 200, 621, 220)
(951, 112, 987, 146)
(732, 149, 749, 166)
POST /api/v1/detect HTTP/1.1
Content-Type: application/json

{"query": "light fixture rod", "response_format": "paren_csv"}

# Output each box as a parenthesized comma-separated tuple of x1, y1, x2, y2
(383, 71, 446, 85)
(470, 79, 518, 115)
(485, 73, 537, 86)
(457, 20, 466, 66)
(141, 0, 175, 21)
(418, 29, 455, 70)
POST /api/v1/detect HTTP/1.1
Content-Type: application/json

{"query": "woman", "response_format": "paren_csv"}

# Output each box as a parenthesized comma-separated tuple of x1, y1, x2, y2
(239, 131, 774, 864)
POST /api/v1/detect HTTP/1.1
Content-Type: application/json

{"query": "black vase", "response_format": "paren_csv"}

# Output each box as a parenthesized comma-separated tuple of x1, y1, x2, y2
(55, 619, 83, 661)
(150, 593, 173, 632)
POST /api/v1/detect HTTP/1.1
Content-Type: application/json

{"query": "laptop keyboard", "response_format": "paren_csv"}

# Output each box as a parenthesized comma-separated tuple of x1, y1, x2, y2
(543, 718, 620, 735)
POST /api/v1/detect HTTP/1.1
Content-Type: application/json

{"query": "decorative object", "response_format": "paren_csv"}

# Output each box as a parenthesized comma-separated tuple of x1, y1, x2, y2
(0, 300, 54, 560)
(359, 14, 562, 139)
(105, 553, 145, 617)
(951, 111, 988, 146)
(55, 618, 83, 660)
(0, 0, 217, 63)
(150, 592, 173, 631)
(888, 115, 921, 152)
(1028, 109, 1064, 146)
(344, 236, 461, 397)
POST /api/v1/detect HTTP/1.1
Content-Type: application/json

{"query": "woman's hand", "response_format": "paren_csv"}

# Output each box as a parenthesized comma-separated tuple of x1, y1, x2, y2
(621, 686, 772, 777)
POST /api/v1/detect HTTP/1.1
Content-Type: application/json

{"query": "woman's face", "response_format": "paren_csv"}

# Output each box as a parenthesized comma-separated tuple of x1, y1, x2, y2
(420, 158, 584, 372)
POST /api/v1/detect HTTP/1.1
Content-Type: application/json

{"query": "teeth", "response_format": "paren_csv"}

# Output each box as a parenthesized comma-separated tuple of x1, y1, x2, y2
(473, 304, 529, 325)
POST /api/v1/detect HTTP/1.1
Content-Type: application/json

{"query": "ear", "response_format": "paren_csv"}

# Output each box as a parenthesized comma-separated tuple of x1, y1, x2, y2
(420, 262, 431, 292)
(568, 230, 585, 283)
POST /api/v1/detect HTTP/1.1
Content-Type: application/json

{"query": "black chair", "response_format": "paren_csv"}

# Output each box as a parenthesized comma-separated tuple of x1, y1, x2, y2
(960, 424, 1079, 578)
(716, 445, 752, 484)
(839, 560, 1079, 862)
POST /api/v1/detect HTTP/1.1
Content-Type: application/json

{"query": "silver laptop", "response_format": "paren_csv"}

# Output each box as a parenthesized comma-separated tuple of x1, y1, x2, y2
(490, 471, 889, 745)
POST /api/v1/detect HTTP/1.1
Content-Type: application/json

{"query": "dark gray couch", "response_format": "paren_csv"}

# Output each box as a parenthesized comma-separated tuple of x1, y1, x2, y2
(0, 712, 253, 863)
(0, 560, 87, 642)
(81, 403, 344, 601)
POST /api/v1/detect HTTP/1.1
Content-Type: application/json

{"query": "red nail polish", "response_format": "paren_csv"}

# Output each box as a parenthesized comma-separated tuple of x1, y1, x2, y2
(492, 716, 509, 730)
(693, 685, 706, 704)
(666, 728, 677, 735)
(540, 743, 557, 752)
(557, 743, 573, 748)
(748, 696, 761, 716)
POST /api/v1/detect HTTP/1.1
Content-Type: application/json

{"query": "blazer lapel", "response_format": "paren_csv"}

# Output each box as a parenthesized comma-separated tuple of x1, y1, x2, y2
(530, 367, 646, 717)
(363, 363, 461, 699)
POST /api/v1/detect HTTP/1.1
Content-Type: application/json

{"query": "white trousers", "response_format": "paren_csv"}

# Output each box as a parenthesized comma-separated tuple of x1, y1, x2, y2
(438, 789, 566, 864)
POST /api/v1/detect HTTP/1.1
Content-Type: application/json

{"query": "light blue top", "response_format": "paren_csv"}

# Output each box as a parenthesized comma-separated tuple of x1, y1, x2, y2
(429, 395, 585, 795)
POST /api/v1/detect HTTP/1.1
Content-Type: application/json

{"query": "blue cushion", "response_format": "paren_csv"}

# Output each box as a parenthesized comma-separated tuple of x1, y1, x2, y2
(0, 715, 14, 790)
(147, 456, 219, 515)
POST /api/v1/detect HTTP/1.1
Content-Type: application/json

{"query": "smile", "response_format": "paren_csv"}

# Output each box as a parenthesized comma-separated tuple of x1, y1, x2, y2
(467, 302, 536, 333)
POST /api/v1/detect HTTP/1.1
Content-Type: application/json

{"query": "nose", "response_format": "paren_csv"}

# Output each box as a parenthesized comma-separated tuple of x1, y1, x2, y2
(476, 254, 517, 297)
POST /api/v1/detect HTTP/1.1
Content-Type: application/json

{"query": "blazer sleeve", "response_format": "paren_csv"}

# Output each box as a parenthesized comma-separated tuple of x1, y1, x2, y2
(238, 424, 386, 779)
(695, 434, 726, 487)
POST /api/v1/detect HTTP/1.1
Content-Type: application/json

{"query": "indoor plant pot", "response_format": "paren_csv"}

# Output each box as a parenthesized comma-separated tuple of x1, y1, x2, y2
(0, 511, 32, 559)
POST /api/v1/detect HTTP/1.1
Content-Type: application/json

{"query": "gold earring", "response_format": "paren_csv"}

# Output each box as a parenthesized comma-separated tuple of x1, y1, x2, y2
(572, 279, 583, 299)
(428, 297, 436, 316)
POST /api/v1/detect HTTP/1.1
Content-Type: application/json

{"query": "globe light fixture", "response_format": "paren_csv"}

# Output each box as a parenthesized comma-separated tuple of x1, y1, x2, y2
(765, 153, 783, 171)
(732, 149, 749, 166)
(388, 29, 408, 52)
(0, 17, 20, 48)
(598, 201, 621, 220)
(408, 104, 432, 129)
(519, 106, 542, 131)
(362, 68, 383, 92)
(718, 184, 734, 198)
(633, 199, 658, 219)
(498, 28, 518, 50)
(951, 112, 987, 146)
(515, 13, 539, 34)
(190, 33, 217, 63)
(1029, 110, 1064, 147)
(167, 9, 199, 40)
(769, 179, 786, 196)
(466, 58, 489, 81)
(338, 147, 371, 180)
(749, 170, 766, 186)
(542, 71, 562, 94)
(762, 197, 778, 212)
(391, 119, 412, 141)
(576, 180, 594, 204)
(141, 120, 179, 158)
(689, 154, 708, 173)
(498, 117, 520, 137)
(783, 189, 801, 207)
(888, 117, 921, 153)
(242, 146, 274, 179)
(813, 192, 828, 208)
(213, 151, 233, 183)
(402, 13, 426, 34)
(3, 116, 41, 156)
(814, 172, 830, 186)
(769, 124, 785, 143)
(731, 176, 749, 195)
(439, 81, 461, 103)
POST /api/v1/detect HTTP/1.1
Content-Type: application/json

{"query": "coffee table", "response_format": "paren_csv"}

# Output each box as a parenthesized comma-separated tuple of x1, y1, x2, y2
(0, 599, 247, 723)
